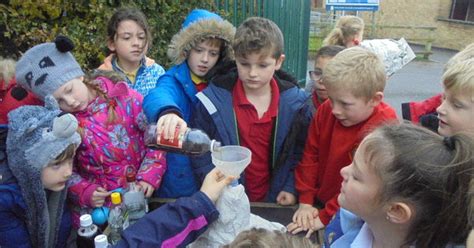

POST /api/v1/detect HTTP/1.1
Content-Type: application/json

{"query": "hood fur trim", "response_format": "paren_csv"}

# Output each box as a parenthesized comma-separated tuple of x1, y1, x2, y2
(167, 18, 235, 65)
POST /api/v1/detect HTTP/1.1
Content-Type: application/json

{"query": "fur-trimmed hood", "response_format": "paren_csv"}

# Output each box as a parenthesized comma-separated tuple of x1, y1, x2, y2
(167, 9, 235, 65)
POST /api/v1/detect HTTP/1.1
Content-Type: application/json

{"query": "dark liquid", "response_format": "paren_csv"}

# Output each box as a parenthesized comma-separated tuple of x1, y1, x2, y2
(76, 235, 95, 248)
(77, 227, 101, 248)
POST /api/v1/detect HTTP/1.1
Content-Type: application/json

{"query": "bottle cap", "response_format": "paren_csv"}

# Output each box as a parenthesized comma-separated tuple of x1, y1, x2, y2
(211, 140, 222, 153)
(111, 192, 122, 205)
(94, 234, 109, 247)
(79, 214, 93, 227)
(126, 167, 136, 182)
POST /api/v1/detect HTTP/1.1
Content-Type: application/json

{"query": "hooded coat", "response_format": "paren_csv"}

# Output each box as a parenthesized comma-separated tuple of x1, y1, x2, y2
(1, 98, 80, 248)
(143, 9, 235, 198)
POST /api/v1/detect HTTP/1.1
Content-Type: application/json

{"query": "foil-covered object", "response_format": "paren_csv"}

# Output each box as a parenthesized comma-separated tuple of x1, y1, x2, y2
(361, 38, 416, 76)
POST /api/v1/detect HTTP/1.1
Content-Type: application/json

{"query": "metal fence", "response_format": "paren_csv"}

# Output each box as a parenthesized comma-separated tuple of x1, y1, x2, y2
(214, 0, 311, 84)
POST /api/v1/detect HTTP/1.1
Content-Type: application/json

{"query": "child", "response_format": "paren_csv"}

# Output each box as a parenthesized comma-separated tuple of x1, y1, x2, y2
(306, 45, 345, 109)
(143, 9, 235, 198)
(288, 47, 398, 236)
(223, 227, 319, 248)
(1, 57, 42, 185)
(191, 17, 312, 205)
(402, 42, 474, 132)
(0, 97, 81, 247)
(437, 57, 474, 136)
(330, 123, 472, 247)
(97, 8, 165, 96)
(15, 36, 166, 228)
(322, 15, 364, 48)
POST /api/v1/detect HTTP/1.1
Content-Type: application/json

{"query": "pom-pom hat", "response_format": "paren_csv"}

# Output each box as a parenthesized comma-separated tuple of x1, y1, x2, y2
(15, 36, 84, 100)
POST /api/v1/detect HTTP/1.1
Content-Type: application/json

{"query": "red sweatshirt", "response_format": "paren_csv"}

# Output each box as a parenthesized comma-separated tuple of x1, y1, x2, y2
(295, 100, 397, 224)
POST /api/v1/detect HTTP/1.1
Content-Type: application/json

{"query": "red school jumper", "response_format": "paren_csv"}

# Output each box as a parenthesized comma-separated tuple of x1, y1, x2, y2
(295, 100, 397, 224)
(233, 78, 280, 202)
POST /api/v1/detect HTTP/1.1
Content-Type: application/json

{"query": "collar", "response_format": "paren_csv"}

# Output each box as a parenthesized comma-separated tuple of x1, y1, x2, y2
(233, 77, 280, 119)
(112, 56, 144, 75)
(351, 223, 373, 248)
(191, 71, 206, 85)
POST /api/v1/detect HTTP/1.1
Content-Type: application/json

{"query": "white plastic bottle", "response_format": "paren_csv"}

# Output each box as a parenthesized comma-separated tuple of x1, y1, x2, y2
(77, 214, 101, 248)
(94, 234, 110, 248)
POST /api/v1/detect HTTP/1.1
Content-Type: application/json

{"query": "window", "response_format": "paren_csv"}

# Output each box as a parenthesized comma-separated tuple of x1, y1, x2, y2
(450, 0, 474, 22)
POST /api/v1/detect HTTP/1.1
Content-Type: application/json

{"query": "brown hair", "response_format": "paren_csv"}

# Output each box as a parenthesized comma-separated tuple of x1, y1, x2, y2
(48, 144, 77, 166)
(233, 17, 284, 59)
(323, 15, 364, 47)
(323, 46, 386, 100)
(362, 122, 473, 247)
(223, 228, 319, 248)
(315, 45, 345, 62)
(106, 8, 152, 53)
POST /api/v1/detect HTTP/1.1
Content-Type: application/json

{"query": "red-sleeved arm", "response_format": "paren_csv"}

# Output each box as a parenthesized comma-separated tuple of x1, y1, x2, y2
(295, 113, 321, 205)
(317, 194, 340, 225)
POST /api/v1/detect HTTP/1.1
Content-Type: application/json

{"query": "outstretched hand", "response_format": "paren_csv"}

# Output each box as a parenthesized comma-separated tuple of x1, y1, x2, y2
(200, 168, 236, 203)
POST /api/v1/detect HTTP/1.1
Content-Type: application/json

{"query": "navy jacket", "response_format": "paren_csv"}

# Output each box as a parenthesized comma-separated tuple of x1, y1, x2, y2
(0, 184, 71, 248)
(191, 63, 312, 202)
(116, 191, 218, 247)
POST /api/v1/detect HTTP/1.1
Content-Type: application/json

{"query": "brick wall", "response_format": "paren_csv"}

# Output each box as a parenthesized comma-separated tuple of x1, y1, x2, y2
(350, 0, 474, 50)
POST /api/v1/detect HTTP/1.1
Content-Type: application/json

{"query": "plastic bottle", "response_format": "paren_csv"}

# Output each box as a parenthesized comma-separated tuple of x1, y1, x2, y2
(145, 125, 221, 155)
(108, 192, 129, 245)
(123, 169, 147, 225)
(77, 214, 101, 248)
(94, 234, 110, 248)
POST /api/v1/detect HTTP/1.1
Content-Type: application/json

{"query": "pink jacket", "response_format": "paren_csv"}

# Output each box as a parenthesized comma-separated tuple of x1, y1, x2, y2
(68, 76, 166, 227)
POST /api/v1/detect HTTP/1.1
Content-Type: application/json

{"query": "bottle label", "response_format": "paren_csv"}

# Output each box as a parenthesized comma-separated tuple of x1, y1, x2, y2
(157, 127, 183, 149)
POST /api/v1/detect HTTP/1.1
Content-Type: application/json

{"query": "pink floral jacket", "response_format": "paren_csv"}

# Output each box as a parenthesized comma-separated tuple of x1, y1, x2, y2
(68, 76, 166, 227)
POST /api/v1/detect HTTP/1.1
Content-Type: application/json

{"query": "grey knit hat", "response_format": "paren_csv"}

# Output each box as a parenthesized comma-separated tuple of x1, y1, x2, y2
(15, 36, 84, 100)
(7, 95, 81, 170)
(6, 96, 80, 247)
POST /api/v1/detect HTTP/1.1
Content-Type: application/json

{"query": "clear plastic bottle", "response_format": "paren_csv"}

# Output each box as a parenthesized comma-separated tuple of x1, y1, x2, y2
(107, 192, 129, 245)
(123, 170, 147, 225)
(145, 125, 221, 155)
(94, 234, 110, 248)
(77, 214, 101, 248)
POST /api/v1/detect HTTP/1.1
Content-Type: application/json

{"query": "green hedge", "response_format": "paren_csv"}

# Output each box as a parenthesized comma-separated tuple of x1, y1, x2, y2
(0, 0, 215, 70)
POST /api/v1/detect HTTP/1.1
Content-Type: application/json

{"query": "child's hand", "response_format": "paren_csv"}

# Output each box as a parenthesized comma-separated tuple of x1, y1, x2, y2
(137, 181, 155, 197)
(156, 113, 187, 141)
(276, 191, 296, 205)
(302, 216, 325, 238)
(91, 187, 111, 207)
(200, 168, 236, 203)
(290, 203, 318, 231)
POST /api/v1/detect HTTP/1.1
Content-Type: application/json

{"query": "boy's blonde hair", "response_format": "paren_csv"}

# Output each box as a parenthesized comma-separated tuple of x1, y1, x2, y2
(223, 228, 319, 248)
(233, 17, 284, 59)
(442, 58, 474, 101)
(444, 43, 474, 72)
(0, 57, 16, 84)
(323, 46, 386, 100)
(442, 43, 474, 101)
(323, 15, 364, 47)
